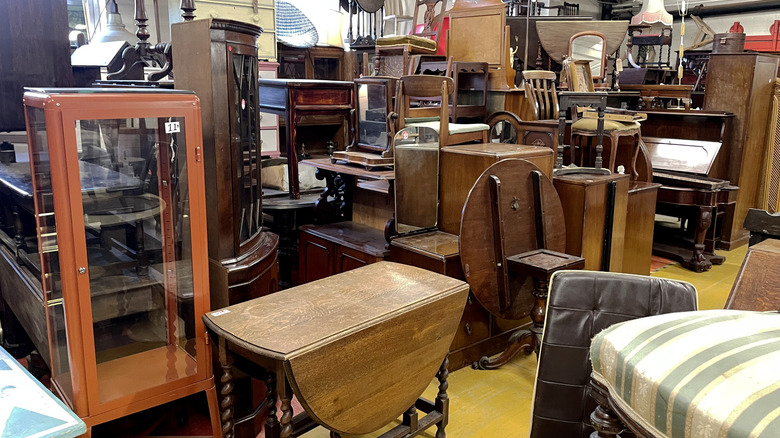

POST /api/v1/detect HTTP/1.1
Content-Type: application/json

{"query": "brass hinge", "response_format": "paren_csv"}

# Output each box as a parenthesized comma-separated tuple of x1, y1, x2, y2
(204, 331, 210, 345)
(195, 146, 203, 162)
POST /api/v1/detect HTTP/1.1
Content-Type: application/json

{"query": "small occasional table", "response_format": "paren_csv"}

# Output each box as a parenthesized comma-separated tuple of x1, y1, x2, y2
(0, 347, 86, 437)
(202, 262, 469, 438)
(258, 79, 355, 200)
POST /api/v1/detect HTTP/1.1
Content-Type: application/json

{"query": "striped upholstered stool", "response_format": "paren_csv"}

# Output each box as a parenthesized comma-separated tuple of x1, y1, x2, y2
(589, 309, 780, 437)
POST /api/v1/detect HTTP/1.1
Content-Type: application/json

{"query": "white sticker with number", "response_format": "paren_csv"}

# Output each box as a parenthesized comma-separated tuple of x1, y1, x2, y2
(165, 121, 180, 133)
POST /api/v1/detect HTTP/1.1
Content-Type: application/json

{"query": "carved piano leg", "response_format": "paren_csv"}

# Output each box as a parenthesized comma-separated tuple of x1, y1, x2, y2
(683, 206, 713, 272)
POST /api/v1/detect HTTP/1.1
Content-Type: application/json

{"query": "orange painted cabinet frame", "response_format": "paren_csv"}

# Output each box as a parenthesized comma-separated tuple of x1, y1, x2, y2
(23, 89, 221, 435)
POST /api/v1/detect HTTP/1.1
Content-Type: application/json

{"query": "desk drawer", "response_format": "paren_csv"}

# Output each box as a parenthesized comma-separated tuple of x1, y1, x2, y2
(292, 88, 352, 107)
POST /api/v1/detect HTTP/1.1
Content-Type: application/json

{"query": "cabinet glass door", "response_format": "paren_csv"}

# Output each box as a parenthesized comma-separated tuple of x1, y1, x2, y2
(74, 117, 197, 404)
(229, 49, 262, 251)
(27, 106, 76, 404)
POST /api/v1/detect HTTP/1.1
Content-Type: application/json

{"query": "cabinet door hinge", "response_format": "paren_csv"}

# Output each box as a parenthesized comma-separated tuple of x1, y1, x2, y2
(195, 146, 203, 162)
(204, 332, 210, 345)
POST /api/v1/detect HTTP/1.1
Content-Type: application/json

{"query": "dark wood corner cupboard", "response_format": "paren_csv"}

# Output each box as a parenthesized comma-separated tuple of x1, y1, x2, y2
(172, 18, 280, 309)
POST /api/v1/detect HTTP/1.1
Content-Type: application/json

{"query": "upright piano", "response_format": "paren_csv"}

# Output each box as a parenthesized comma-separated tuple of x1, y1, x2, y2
(640, 110, 738, 272)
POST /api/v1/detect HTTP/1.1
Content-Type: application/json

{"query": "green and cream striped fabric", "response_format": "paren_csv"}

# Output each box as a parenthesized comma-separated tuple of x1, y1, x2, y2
(591, 310, 780, 438)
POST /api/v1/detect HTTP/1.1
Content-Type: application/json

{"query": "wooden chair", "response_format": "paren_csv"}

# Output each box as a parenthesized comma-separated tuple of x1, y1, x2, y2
(563, 60, 644, 178)
(394, 75, 489, 148)
(374, 0, 445, 76)
(529, 270, 697, 437)
(523, 70, 558, 121)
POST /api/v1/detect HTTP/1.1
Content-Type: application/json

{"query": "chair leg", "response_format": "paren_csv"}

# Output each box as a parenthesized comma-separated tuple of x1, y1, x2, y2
(589, 404, 626, 438)
(609, 131, 619, 172)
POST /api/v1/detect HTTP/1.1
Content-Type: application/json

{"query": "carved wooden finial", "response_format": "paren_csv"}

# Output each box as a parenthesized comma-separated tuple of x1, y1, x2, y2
(134, 0, 150, 44)
(181, 0, 196, 21)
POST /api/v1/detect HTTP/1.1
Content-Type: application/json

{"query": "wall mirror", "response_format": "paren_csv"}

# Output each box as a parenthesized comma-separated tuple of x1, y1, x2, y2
(394, 125, 440, 234)
(568, 31, 607, 81)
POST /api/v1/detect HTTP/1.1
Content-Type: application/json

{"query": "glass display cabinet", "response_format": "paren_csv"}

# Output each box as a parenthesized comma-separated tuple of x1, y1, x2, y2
(22, 89, 220, 434)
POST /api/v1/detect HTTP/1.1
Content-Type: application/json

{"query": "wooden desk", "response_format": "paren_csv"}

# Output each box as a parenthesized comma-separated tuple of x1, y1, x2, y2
(258, 79, 355, 199)
(0, 346, 85, 437)
(203, 262, 468, 438)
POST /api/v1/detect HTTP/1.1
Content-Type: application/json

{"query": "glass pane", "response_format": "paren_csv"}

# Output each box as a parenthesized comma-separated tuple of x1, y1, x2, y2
(232, 52, 262, 245)
(394, 126, 440, 234)
(357, 83, 388, 148)
(27, 106, 75, 403)
(313, 58, 339, 80)
(570, 35, 604, 77)
(75, 117, 197, 403)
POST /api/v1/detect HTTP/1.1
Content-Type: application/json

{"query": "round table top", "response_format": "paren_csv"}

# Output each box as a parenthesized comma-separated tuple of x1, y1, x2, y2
(459, 159, 565, 320)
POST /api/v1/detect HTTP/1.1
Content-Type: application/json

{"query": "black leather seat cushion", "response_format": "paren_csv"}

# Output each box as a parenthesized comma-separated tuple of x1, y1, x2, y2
(529, 271, 698, 438)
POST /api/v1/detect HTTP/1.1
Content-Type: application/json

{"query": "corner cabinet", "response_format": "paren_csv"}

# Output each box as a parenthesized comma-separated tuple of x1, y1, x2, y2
(172, 19, 279, 310)
(22, 89, 220, 434)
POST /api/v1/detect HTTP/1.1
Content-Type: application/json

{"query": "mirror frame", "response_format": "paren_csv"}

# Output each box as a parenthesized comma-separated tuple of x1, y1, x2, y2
(568, 31, 607, 82)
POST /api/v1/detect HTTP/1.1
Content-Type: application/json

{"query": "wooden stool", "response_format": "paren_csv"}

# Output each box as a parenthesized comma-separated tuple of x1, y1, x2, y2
(474, 249, 585, 370)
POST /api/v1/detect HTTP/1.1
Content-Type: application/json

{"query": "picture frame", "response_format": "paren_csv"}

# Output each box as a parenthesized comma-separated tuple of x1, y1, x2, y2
(565, 58, 595, 92)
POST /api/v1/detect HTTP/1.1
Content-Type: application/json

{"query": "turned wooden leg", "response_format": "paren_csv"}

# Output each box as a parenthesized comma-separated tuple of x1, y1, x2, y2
(529, 276, 548, 354)
(216, 337, 235, 438)
(280, 375, 293, 438)
(264, 372, 280, 438)
(684, 207, 713, 273)
(403, 404, 418, 431)
(590, 405, 625, 438)
(435, 355, 449, 438)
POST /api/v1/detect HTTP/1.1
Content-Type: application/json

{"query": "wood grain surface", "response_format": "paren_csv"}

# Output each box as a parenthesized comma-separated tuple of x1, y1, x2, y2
(458, 159, 565, 320)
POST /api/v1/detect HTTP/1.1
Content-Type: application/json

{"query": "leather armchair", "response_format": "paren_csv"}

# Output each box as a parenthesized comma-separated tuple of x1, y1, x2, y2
(529, 271, 698, 438)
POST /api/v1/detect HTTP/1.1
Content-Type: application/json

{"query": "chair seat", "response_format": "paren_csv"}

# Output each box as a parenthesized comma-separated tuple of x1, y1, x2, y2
(591, 309, 780, 438)
(407, 121, 489, 135)
(376, 34, 438, 53)
(572, 119, 641, 132)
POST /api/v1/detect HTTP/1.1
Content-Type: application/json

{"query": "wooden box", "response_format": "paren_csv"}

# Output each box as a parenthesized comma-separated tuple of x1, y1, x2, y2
(622, 181, 661, 275)
(439, 143, 554, 235)
(553, 172, 629, 271)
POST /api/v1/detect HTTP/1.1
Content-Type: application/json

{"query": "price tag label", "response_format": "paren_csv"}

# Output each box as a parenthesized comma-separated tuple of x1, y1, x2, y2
(165, 121, 181, 134)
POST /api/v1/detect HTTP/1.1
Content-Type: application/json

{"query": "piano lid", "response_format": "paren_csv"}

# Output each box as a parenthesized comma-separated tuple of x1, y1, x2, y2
(643, 136, 722, 176)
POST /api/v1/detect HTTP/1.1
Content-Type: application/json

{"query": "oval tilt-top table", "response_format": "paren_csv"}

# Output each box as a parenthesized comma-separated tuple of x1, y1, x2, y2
(459, 159, 584, 370)
(203, 262, 469, 438)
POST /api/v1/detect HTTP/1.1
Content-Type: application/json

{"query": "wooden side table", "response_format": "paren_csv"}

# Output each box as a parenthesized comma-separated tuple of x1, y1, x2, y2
(258, 79, 355, 199)
(203, 262, 469, 438)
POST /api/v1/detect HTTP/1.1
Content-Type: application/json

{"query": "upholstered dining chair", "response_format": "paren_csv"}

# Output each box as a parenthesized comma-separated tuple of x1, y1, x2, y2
(562, 59, 646, 179)
(528, 270, 698, 438)
(394, 75, 489, 147)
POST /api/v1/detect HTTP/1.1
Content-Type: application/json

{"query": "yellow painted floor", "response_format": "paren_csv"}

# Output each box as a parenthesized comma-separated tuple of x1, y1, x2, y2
(302, 245, 749, 438)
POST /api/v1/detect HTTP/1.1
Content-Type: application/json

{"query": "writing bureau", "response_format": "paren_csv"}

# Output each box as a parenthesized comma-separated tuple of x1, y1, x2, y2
(21, 89, 220, 435)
